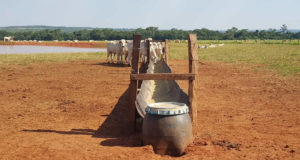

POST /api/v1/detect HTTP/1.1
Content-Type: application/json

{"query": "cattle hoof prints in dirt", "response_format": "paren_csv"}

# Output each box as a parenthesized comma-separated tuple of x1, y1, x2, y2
(212, 140, 242, 151)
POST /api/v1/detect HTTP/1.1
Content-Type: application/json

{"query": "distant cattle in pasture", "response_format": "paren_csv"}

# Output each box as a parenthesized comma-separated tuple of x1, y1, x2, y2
(208, 44, 216, 48)
(4, 36, 14, 42)
(198, 45, 208, 49)
(175, 40, 180, 43)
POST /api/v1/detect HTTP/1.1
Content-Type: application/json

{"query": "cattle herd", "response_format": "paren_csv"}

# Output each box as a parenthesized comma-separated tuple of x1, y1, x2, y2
(198, 43, 224, 49)
(106, 38, 165, 65)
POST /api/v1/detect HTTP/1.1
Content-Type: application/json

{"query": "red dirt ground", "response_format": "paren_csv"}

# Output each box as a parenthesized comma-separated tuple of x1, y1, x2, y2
(0, 41, 106, 48)
(0, 60, 299, 160)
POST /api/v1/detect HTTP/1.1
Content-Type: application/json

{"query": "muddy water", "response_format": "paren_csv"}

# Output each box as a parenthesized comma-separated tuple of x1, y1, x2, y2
(0, 45, 106, 54)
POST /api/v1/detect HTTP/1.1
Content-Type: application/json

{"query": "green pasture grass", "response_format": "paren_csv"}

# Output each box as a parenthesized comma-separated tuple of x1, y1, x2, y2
(169, 43, 300, 76)
(1, 41, 299, 76)
(0, 52, 106, 66)
(197, 39, 300, 45)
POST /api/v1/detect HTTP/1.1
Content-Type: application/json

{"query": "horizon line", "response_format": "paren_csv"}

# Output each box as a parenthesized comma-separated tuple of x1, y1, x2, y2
(1, 25, 299, 31)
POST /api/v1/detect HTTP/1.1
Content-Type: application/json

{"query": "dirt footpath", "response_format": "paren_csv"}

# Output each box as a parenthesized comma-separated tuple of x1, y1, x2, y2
(0, 60, 299, 159)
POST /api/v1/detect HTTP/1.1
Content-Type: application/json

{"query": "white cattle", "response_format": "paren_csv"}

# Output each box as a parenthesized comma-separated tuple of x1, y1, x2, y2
(198, 45, 209, 49)
(208, 44, 216, 48)
(4, 36, 14, 42)
(107, 41, 118, 63)
(127, 41, 158, 65)
(116, 39, 127, 64)
(218, 43, 224, 47)
(107, 39, 127, 64)
(152, 42, 163, 59)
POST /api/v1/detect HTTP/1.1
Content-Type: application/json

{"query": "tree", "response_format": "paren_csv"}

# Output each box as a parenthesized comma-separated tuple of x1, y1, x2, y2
(280, 24, 288, 33)
(223, 27, 238, 40)
(1, 26, 300, 41)
(236, 29, 249, 40)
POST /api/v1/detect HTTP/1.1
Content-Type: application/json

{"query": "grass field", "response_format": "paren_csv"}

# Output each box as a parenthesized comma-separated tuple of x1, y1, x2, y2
(172, 39, 300, 45)
(0, 52, 106, 66)
(169, 43, 300, 76)
(0, 42, 299, 76)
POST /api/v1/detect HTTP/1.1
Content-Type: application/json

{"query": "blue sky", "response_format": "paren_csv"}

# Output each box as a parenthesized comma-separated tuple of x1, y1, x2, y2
(0, 0, 299, 30)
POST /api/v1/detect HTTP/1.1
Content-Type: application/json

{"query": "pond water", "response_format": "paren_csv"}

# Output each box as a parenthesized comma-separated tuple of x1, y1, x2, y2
(0, 45, 106, 54)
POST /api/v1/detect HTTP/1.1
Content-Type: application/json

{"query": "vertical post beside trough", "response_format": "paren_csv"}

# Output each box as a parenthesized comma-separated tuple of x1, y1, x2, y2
(188, 34, 198, 133)
(146, 40, 150, 65)
(128, 34, 141, 133)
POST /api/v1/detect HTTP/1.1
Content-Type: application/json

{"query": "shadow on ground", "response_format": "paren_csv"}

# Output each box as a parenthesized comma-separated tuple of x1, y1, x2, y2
(23, 88, 142, 147)
(91, 62, 130, 68)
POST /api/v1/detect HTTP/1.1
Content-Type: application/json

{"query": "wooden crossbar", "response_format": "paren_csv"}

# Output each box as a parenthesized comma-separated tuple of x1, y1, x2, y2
(131, 73, 195, 80)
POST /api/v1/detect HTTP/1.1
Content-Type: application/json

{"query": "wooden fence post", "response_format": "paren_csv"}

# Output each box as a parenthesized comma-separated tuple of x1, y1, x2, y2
(165, 39, 169, 64)
(128, 34, 141, 133)
(188, 34, 198, 135)
(146, 40, 150, 65)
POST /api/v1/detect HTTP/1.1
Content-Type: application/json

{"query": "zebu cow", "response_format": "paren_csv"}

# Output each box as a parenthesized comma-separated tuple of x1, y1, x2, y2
(116, 39, 127, 64)
(106, 39, 127, 64)
(208, 44, 216, 48)
(107, 41, 118, 63)
(153, 42, 163, 59)
(4, 36, 14, 42)
(127, 41, 158, 66)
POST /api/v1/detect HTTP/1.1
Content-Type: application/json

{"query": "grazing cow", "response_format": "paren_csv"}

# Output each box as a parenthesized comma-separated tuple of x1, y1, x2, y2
(218, 43, 224, 47)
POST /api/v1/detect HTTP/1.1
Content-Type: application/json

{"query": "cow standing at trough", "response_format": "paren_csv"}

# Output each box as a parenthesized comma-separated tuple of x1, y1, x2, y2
(107, 38, 163, 65)
(127, 41, 159, 66)
(153, 42, 164, 59)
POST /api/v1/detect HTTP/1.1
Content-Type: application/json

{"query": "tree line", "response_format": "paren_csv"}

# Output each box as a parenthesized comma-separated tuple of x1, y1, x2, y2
(1, 25, 300, 41)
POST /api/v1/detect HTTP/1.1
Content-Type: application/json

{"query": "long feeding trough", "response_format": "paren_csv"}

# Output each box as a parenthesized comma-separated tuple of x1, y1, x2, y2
(128, 34, 198, 156)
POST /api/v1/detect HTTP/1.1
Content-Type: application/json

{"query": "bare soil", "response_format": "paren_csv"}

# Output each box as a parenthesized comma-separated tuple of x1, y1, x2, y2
(0, 60, 299, 159)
